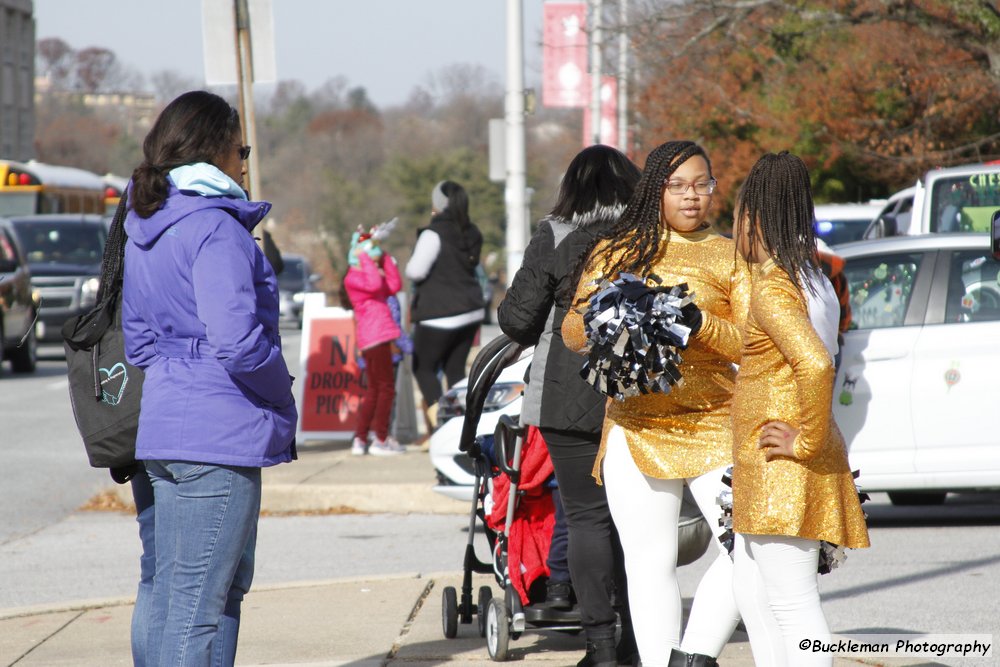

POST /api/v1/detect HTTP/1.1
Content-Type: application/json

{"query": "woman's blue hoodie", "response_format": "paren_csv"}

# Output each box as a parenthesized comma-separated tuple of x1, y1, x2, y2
(122, 173, 296, 467)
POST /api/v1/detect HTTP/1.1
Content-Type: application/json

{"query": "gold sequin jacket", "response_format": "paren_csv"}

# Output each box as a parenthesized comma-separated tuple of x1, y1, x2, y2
(562, 228, 750, 481)
(731, 259, 870, 548)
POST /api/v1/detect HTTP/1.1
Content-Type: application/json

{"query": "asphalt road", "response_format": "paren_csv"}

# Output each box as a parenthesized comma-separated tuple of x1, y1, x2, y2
(2, 331, 999, 667)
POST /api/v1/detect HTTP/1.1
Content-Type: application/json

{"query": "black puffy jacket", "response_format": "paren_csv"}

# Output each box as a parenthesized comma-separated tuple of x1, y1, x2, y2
(497, 207, 621, 434)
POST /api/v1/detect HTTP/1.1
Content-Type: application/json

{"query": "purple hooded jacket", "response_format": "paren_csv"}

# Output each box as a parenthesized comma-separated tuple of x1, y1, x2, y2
(122, 182, 297, 467)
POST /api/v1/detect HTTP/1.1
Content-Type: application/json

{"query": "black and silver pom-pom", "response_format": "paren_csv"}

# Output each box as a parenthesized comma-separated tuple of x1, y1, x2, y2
(718, 467, 869, 574)
(579, 273, 695, 401)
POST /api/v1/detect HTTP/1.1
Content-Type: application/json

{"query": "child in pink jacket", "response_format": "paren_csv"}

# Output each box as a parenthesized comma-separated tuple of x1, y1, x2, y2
(344, 222, 405, 456)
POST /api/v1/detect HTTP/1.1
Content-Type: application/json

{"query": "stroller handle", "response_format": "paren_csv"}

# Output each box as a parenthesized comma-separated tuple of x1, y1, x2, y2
(493, 414, 524, 482)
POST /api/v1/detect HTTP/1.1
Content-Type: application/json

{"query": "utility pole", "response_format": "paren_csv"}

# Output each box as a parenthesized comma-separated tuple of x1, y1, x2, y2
(233, 0, 262, 199)
(504, 0, 528, 286)
(589, 0, 603, 146)
(617, 0, 628, 152)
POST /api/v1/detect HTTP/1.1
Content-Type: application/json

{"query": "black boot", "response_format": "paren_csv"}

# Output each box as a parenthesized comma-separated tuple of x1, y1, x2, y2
(615, 616, 639, 665)
(667, 648, 719, 667)
(537, 581, 573, 610)
(577, 636, 617, 667)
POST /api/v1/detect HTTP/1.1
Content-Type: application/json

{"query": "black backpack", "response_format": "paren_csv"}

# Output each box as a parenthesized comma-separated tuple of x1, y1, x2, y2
(62, 192, 144, 483)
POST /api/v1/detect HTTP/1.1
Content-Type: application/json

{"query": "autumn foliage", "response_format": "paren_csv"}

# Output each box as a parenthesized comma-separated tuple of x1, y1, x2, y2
(631, 0, 1000, 212)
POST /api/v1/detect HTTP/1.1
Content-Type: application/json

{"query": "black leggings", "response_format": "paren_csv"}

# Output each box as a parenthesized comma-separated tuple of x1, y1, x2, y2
(412, 322, 479, 405)
(540, 427, 626, 635)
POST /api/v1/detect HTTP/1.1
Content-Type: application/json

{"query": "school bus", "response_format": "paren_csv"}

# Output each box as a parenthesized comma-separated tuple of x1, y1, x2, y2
(0, 159, 106, 217)
(103, 173, 129, 213)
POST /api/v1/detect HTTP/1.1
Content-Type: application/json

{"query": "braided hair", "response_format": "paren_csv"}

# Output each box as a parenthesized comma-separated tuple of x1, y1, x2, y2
(131, 91, 241, 218)
(736, 151, 818, 293)
(585, 141, 712, 284)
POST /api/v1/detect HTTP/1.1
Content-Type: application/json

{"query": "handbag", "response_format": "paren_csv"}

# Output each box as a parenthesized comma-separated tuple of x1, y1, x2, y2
(62, 191, 144, 483)
(677, 486, 713, 566)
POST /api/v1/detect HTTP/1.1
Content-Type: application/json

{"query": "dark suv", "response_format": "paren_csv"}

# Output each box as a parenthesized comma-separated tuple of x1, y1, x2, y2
(0, 219, 38, 374)
(8, 215, 107, 345)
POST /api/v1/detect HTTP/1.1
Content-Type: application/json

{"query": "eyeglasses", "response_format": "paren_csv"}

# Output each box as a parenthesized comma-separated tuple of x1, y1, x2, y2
(664, 178, 717, 196)
(237, 145, 251, 161)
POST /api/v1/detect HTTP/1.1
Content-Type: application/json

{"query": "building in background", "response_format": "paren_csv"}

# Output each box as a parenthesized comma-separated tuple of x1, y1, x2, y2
(0, 0, 35, 161)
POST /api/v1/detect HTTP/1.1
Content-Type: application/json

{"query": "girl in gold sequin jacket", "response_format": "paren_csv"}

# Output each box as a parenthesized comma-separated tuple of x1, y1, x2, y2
(731, 152, 870, 667)
(563, 141, 749, 667)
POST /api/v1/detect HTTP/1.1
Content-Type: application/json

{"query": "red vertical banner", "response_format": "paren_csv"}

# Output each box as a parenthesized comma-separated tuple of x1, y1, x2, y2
(299, 314, 365, 437)
(582, 76, 619, 148)
(542, 1, 588, 108)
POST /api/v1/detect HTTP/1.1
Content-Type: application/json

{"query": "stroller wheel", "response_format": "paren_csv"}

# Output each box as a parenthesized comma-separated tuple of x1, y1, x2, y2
(477, 586, 493, 637)
(442, 586, 459, 639)
(485, 597, 510, 661)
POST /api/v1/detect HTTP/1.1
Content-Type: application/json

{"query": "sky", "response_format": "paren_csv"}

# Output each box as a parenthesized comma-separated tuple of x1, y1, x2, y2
(33, 0, 547, 108)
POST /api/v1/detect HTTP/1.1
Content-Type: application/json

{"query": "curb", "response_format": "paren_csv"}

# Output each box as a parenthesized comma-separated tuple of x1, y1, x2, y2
(260, 483, 467, 514)
(105, 482, 468, 515)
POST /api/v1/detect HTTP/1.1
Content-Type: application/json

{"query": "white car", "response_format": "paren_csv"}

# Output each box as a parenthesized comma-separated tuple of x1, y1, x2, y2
(430, 349, 532, 501)
(814, 201, 885, 247)
(834, 233, 1000, 504)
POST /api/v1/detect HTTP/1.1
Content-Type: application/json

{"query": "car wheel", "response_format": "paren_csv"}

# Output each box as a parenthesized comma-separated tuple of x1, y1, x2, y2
(10, 320, 38, 374)
(888, 492, 947, 506)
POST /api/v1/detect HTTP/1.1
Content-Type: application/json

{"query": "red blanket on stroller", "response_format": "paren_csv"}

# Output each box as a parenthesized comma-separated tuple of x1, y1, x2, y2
(486, 425, 555, 606)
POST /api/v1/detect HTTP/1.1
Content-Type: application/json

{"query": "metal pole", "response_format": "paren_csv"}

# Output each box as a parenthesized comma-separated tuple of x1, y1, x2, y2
(617, 0, 628, 152)
(589, 0, 603, 146)
(504, 0, 527, 286)
(234, 0, 262, 200)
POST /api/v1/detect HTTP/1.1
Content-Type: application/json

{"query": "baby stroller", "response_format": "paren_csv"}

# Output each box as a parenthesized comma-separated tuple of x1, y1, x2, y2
(440, 334, 583, 661)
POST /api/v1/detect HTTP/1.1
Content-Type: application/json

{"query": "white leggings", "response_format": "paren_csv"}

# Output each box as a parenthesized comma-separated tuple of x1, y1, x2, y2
(603, 426, 741, 667)
(733, 533, 832, 667)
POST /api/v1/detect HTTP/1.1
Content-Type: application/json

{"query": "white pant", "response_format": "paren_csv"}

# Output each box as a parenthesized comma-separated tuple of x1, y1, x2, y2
(603, 426, 740, 667)
(733, 533, 833, 667)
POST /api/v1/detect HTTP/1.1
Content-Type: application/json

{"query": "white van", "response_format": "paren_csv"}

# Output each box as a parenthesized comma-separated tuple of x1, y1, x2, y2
(865, 162, 1000, 238)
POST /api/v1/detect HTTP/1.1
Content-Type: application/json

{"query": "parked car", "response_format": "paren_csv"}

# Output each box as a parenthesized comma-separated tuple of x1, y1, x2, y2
(865, 162, 1000, 239)
(430, 351, 530, 501)
(8, 215, 106, 345)
(278, 253, 319, 328)
(814, 201, 886, 247)
(835, 232, 1000, 504)
(0, 219, 38, 374)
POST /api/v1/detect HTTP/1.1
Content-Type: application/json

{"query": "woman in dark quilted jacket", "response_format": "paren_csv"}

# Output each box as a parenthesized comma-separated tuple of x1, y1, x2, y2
(498, 145, 641, 667)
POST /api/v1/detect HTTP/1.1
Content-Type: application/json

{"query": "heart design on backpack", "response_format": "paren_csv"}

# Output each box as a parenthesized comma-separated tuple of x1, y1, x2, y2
(99, 362, 129, 406)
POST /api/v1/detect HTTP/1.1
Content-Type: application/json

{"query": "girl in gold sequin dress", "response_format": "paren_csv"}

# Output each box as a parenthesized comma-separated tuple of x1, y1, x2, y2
(730, 152, 870, 667)
(563, 141, 748, 667)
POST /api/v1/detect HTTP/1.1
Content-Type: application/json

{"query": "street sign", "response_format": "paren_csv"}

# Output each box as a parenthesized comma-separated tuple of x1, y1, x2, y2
(202, 0, 277, 84)
(297, 294, 363, 440)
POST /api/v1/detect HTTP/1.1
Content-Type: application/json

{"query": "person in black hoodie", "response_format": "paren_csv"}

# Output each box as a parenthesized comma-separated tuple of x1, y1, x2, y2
(498, 145, 641, 667)
(406, 181, 485, 429)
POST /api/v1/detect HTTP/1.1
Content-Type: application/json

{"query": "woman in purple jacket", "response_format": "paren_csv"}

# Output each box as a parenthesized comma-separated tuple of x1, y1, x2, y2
(122, 90, 297, 666)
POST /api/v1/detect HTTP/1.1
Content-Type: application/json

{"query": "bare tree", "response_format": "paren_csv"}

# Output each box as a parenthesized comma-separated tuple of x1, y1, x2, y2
(75, 47, 117, 93)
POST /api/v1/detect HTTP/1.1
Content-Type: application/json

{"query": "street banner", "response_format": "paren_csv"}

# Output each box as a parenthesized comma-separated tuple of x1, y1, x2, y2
(298, 294, 363, 440)
(583, 76, 618, 148)
(542, 1, 588, 108)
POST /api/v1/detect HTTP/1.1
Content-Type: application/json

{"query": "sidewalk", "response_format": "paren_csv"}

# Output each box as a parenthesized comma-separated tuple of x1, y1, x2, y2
(0, 441, 909, 666)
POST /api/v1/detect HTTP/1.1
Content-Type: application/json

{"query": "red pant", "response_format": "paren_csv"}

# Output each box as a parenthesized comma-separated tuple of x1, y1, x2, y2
(355, 342, 395, 441)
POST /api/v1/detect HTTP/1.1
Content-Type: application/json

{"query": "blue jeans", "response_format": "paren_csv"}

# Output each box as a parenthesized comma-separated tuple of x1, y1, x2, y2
(145, 460, 261, 667)
(131, 467, 155, 666)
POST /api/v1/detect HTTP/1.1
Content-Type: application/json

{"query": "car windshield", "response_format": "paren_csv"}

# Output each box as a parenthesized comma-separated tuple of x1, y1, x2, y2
(278, 258, 306, 290)
(929, 173, 1000, 233)
(14, 221, 106, 265)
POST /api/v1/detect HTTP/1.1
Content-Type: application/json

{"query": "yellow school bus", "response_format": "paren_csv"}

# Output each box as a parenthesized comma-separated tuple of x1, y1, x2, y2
(0, 159, 106, 217)
(103, 173, 129, 213)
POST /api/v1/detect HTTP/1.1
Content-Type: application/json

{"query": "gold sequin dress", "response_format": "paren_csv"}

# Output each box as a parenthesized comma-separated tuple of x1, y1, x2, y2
(731, 259, 870, 548)
(562, 227, 750, 481)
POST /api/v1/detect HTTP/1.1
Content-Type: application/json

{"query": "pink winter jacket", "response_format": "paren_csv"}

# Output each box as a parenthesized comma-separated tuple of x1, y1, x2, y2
(343, 252, 403, 351)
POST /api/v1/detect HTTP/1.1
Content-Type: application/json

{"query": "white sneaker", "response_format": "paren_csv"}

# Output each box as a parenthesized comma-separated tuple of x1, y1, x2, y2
(369, 436, 404, 456)
(351, 437, 367, 456)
